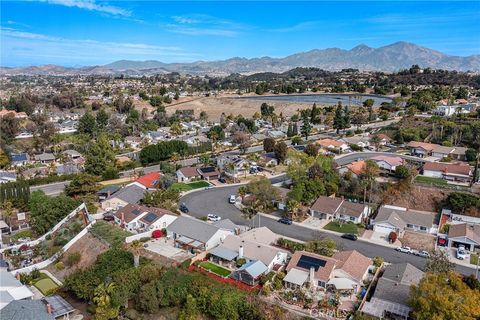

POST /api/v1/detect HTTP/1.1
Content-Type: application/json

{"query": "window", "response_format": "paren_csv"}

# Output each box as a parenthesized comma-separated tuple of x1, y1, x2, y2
(163, 222, 166, 228)
(350, 217, 355, 222)
(406, 224, 413, 228)
(318, 280, 326, 288)
(420, 226, 427, 231)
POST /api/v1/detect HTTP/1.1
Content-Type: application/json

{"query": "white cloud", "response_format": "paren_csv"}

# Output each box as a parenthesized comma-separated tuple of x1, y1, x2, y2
(166, 14, 248, 37)
(38, 0, 131, 16)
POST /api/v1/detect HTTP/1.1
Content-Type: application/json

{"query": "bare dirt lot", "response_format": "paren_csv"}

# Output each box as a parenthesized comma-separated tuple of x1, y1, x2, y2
(401, 231, 436, 251)
(47, 233, 109, 281)
(388, 185, 451, 213)
(166, 96, 314, 121)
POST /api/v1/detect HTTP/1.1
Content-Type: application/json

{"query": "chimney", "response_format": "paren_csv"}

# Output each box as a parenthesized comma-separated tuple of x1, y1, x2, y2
(309, 267, 315, 287)
(15, 273, 20, 280)
(47, 304, 52, 314)
(121, 212, 125, 228)
(238, 245, 244, 259)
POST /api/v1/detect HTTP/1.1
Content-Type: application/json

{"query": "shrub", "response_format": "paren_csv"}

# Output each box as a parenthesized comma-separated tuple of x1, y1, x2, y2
(139, 237, 150, 243)
(55, 261, 65, 270)
(179, 258, 192, 270)
(30, 269, 41, 280)
(12, 230, 33, 240)
(373, 256, 384, 267)
(388, 232, 397, 243)
(441, 224, 450, 234)
(65, 252, 81, 267)
(236, 258, 246, 267)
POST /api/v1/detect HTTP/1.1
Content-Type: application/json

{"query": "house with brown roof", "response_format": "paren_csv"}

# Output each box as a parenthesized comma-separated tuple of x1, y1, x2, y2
(176, 166, 202, 182)
(283, 250, 372, 292)
(407, 141, 439, 158)
(370, 155, 404, 172)
(422, 162, 472, 183)
(316, 138, 349, 153)
(310, 195, 369, 224)
(372, 205, 438, 236)
(371, 133, 392, 146)
(447, 223, 480, 252)
(113, 204, 177, 232)
(345, 160, 366, 176)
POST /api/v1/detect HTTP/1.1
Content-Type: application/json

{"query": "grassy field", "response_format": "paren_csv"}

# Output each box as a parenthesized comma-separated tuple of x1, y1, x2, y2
(415, 176, 448, 186)
(34, 277, 59, 295)
(90, 221, 132, 246)
(170, 180, 210, 192)
(199, 261, 231, 277)
(324, 221, 359, 234)
(470, 254, 479, 266)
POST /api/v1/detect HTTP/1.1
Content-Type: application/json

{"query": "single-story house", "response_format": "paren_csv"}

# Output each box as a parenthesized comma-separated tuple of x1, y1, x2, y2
(259, 152, 278, 167)
(166, 216, 232, 252)
(310, 196, 369, 224)
(0, 171, 16, 184)
(101, 184, 145, 211)
(372, 205, 437, 236)
(370, 155, 404, 172)
(316, 139, 349, 153)
(371, 133, 392, 146)
(33, 153, 55, 164)
(447, 223, 480, 252)
(197, 166, 220, 181)
(422, 162, 472, 183)
(62, 149, 82, 161)
(176, 166, 202, 182)
(340, 136, 371, 149)
(125, 136, 143, 149)
(0, 300, 54, 320)
(407, 141, 439, 158)
(128, 172, 162, 190)
(55, 164, 81, 175)
(238, 226, 279, 245)
(230, 260, 269, 286)
(10, 153, 30, 167)
(0, 270, 34, 310)
(283, 250, 371, 292)
(113, 204, 177, 232)
(96, 185, 121, 201)
(345, 160, 366, 177)
(362, 263, 424, 319)
(212, 219, 248, 234)
(273, 187, 290, 211)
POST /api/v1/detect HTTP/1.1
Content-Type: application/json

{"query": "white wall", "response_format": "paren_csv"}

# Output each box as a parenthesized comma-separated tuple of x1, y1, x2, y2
(422, 170, 444, 179)
(205, 229, 233, 250)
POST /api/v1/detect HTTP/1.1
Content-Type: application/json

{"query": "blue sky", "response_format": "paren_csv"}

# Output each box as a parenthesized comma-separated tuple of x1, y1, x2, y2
(1, 1, 479, 67)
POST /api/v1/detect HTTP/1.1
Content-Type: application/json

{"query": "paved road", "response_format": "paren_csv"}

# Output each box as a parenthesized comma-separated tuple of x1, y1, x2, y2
(31, 181, 70, 196)
(181, 177, 475, 276)
(334, 151, 429, 166)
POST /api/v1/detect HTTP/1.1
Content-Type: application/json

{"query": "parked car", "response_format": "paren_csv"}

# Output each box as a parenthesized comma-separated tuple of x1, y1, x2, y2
(415, 250, 430, 258)
(17, 237, 31, 243)
(179, 203, 189, 213)
(278, 218, 292, 225)
(395, 246, 412, 254)
(229, 195, 236, 204)
(103, 214, 115, 221)
(456, 246, 468, 260)
(204, 186, 213, 190)
(207, 214, 221, 222)
(218, 177, 226, 183)
(341, 233, 358, 241)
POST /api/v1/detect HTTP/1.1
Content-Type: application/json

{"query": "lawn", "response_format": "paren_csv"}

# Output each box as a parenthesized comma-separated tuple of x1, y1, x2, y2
(90, 221, 132, 247)
(170, 180, 210, 192)
(199, 261, 231, 277)
(34, 277, 59, 295)
(470, 254, 479, 266)
(324, 221, 359, 234)
(415, 176, 448, 186)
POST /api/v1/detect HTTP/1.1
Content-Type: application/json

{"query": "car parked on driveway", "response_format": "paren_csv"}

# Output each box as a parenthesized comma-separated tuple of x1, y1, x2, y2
(395, 246, 412, 254)
(456, 246, 468, 260)
(278, 218, 292, 225)
(207, 214, 221, 222)
(103, 214, 115, 222)
(341, 233, 358, 241)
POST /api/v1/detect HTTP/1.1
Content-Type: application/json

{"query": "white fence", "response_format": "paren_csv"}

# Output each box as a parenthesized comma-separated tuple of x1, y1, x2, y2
(125, 230, 153, 243)
(0, 203, 87, 253)
(10, 220, 96, 275)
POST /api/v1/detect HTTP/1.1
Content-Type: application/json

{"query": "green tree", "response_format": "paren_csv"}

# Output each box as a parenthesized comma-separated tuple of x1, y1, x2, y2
(424, 250, 454, 273)
(409, 272, 480, 320)
(274, 141, 288, 164)
(136, 281, 159, 313)
(179, 294, 199, 320)
(84, 133, 116, 177)
(333, 103, 346, 134)
(263, 137, 276, 152)
(394, 165, 410, 179)
(96, 109, 109, 130)
(300, 113, 312, 139)
(0, 149, 10, 169)
(65, 173, 100, 197)
(260, 103, 275, 118)
(93, 282, 119, 320)
(78, 112, 97, 136)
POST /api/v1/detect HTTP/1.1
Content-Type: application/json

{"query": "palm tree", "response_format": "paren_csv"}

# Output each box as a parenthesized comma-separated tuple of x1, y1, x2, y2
(238, 186, 247, 202)
(93, 282, 116, 307)
(128, 240, 143, 268)
(286, 199, 300, 221)
(361, 160, 380, 205)
(242, 161, 250, 179)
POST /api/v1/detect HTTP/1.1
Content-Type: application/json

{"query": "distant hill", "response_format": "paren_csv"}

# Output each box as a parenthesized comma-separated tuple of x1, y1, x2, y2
(2, 41, 479, 76)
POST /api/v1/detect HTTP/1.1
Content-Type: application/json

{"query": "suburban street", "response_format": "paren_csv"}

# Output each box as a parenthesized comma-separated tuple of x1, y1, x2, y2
(180, 176, 476, 276)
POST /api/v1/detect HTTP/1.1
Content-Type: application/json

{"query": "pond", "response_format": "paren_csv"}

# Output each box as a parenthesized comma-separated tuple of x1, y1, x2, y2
(236, 93, 392, 106)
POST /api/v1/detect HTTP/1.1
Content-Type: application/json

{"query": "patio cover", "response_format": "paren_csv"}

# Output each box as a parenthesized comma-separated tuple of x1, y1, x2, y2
(8, 286, 34, 300)
(284, 268, 309, 286)
(190, 240, 204, 248)
(239, 260, 268, 279)
(362, 298, 410, 318)
(327, 278, 357, 290)
(176, 236, 194, 245)
(209, 246, 238, 261)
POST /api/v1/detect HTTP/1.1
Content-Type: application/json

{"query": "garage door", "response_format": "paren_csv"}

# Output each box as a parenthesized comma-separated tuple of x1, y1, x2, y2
(374, 224, 395, 234)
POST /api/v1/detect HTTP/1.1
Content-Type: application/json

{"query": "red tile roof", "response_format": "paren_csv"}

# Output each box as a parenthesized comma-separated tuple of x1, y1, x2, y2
(407, 141, 439, 151)
(316, 138, 345, 148)
(347, 160, 366, 175)
(135, 172, 161, 188)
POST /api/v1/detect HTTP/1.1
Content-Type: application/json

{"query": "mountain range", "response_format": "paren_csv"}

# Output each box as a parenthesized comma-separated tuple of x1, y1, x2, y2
(2, 42, 479, 76)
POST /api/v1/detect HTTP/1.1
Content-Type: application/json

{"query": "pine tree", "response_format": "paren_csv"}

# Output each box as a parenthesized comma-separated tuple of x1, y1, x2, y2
(287, 124, 293, 137)
(301, 114, 312, 140)
(293, 123, 298, 136)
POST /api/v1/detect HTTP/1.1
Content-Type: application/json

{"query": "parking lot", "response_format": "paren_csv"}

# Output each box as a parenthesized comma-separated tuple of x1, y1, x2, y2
(144, 238, 192, 262)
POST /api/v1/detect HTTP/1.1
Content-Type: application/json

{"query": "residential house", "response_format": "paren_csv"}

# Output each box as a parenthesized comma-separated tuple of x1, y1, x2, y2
(10, 153, 30, 167)
(0, 300, 54, 320)
(125, 136, 143, 149)
(0, 110, 27, 119)
(238, 226, 279, 245)
(372, 205, 437, 236)
(166, 216, 232, 252)
(407, 141, 439, 158)
(101, 184, 145, 211)
(33, 153, 55, 164)
(362, 263, 424, 319)
(431, 146, 467, 161)
(128, 172, 161, 190)
(55, 164, 81, 175)
(197, 166, 220, 181)
(212, 219, 247, 234)
(433, 104, 475, 117)
(62, 149, 82, 161)
(447, 223, 480, 252)
(56, 120, 78, 134)
(259, 152, 278, 167)
(230, 260, 269, 286)
(113, 204, 177, 232)
(273, 187, 290, 211)
(344, 160, 366, 177)
(370, 155, 404, 172)
(176, 166, 202, 182)
(217, 155, 249, 178)
(316, 139, 349, 153)
(0, 171, 16, 184)
(267, 130, 286, 139)
(371, 133, 392, 146)
(96, 185, 121, 201)
(310, 196, 369, 224)
(340, 136, 371, 149)
(0, 270, 34, 310)
(422, 162, 472, 184)
(283, 250, 371, 292)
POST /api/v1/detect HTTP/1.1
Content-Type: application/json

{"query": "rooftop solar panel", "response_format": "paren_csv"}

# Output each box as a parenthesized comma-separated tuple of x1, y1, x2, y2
(200, 166, 215, 173)
(132, 209, 141, 215)
(297, 255, 326, 271)
(143, 212, 158, 223)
